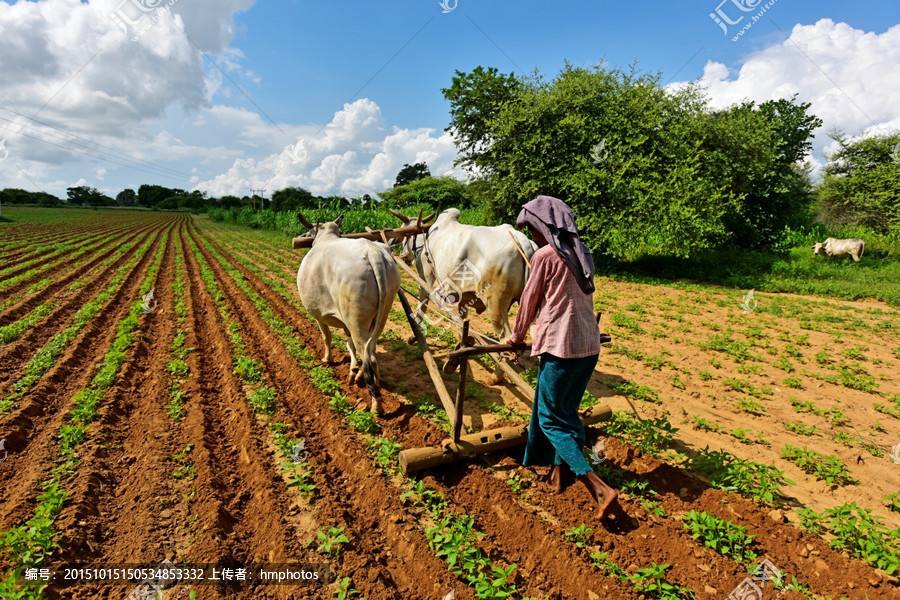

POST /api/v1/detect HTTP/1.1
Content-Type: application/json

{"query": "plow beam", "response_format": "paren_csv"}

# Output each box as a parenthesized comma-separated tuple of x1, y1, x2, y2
(398, 404, 613, 474)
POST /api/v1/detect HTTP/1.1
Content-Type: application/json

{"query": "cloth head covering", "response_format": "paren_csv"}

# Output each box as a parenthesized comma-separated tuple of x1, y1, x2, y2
(516, 195, 595, 294)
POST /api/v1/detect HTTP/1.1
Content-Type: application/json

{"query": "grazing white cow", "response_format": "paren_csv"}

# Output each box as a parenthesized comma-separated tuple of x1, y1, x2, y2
(392, 208, 537, 337)
(296, 215, 400, 414)
(813, 238, 866, 262)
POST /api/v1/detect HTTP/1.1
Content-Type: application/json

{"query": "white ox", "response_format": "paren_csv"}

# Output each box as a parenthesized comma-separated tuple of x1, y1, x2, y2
(296, 215, 400, 414)
(813, 238, 866, 262)
(393, 208, 537, 337)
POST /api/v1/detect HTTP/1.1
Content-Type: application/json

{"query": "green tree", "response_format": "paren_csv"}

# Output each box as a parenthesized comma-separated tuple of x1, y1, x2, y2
(0, 188, 61, 206)
(380, 176, 472, 212)
(444, 65, 822, 259)
(394, 162, 431, 186)
(138, 184, 184, 207)
(817, 132, 900, 232)
(116, 188, 137, 206)
(700, 97, 821, 246)
(218, 195, 244, 208)
(67, 186, 113, 206)
(271, 187, 316, 211)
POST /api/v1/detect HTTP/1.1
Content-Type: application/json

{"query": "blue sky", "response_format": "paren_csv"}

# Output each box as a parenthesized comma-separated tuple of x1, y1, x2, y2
(1, 0, 899, 197)
(227, 0, 900, 129)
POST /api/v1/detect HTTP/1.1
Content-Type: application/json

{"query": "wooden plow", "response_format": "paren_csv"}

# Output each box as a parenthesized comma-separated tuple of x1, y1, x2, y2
(291, 215, 614, 474)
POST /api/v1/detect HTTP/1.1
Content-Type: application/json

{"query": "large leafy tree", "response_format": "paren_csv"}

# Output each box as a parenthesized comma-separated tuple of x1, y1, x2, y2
(380, 176, 472, 212)
(0, 188, 60, 206)
(271, 187, 316, 211)
(67, 186, 113, 206)
(817, 132, 900, 233)
(116, 188, 137, 206)
(394, 162, 431, 187)
(444, 65, 821, 259)
(137, 184, 184, 207)
(700, 96, 821, 246)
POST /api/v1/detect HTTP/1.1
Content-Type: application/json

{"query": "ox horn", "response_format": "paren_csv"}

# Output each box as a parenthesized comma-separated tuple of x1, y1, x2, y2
(388, 209, 409, 223)
(297, 212, 314, 229)
(334, 213, 345, 227)
(422, 212, 435, 224)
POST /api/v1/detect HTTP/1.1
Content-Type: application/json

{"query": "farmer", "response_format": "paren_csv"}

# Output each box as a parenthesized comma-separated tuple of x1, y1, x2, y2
(507, 195, 621, 520)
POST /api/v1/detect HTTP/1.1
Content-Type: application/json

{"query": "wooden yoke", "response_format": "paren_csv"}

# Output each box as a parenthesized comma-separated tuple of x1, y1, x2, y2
(292, 221, 431, 249)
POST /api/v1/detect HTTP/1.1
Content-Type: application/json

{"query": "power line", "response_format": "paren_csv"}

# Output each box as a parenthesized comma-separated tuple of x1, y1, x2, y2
(0, 109, 192, 182)
(4, 125, 191, 185)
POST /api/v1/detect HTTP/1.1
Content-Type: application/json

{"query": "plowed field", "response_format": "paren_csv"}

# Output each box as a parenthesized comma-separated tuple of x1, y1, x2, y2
(1, 208, 897, 600)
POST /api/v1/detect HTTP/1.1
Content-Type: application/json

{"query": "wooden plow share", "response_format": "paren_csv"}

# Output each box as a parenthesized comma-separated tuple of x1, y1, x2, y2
(292, 214, 614, 474)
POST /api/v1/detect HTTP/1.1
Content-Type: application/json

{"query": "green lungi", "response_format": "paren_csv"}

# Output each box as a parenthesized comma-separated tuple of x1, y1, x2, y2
(522, 352, 598, 476)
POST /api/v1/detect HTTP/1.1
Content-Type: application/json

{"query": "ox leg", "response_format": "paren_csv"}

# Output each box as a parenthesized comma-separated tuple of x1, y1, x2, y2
(851, 251, 860, 263)
(485, 297, 514, 385)
(342, 327, 360, 384)
(364, 338, 382, 415)
(318, 322, 333, 364)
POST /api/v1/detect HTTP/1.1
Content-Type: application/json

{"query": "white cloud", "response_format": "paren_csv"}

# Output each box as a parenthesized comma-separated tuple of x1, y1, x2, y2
(0, 0, 256, 194)
(0, 0, 252, 156)
(670, 19, 900, 168)
(197, 98, 465, 198)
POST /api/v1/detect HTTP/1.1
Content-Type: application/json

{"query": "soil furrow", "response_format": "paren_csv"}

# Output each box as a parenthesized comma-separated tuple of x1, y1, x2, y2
(188, 222, 472, 600)
(174, 226, 315, 599)
(47, 220, 180, 599)
(0, 223, 132, 286)
(0, 221, 166, 391)
(0, 220, 158, 326)
(0, 219, 175, 531)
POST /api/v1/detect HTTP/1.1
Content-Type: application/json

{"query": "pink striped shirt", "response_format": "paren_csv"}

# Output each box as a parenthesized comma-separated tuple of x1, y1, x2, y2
(510, 245, 602, 358)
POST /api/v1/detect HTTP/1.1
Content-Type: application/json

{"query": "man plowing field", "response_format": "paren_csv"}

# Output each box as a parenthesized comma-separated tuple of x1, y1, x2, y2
(507, 195, 622, 520)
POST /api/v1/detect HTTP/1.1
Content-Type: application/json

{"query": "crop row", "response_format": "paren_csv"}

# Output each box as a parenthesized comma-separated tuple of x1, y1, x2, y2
(165, 234, 190, 422)
(194, 228, 526, 598)
(0, 234, 157, 412)
(0, 232, 149, 345)
(0, 229, 168, 597)
(0, 227, 130, 294)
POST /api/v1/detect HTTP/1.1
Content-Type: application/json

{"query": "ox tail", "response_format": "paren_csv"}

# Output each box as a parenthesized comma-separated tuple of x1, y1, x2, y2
(860, 241, 865, 258)
(362, 251, 388, 400)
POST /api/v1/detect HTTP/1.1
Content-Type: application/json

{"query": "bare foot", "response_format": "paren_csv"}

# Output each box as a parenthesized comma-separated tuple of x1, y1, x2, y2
(579, 472, 621, 520)
(598, 489, 620, 520)
(548, 465, 563, 494)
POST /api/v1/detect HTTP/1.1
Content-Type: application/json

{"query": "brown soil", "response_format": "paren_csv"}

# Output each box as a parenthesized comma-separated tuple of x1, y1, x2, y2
(0, 212, 895, 600)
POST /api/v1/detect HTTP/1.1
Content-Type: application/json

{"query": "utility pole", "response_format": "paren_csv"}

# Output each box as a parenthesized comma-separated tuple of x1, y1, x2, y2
(250, 188, 267, 211)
